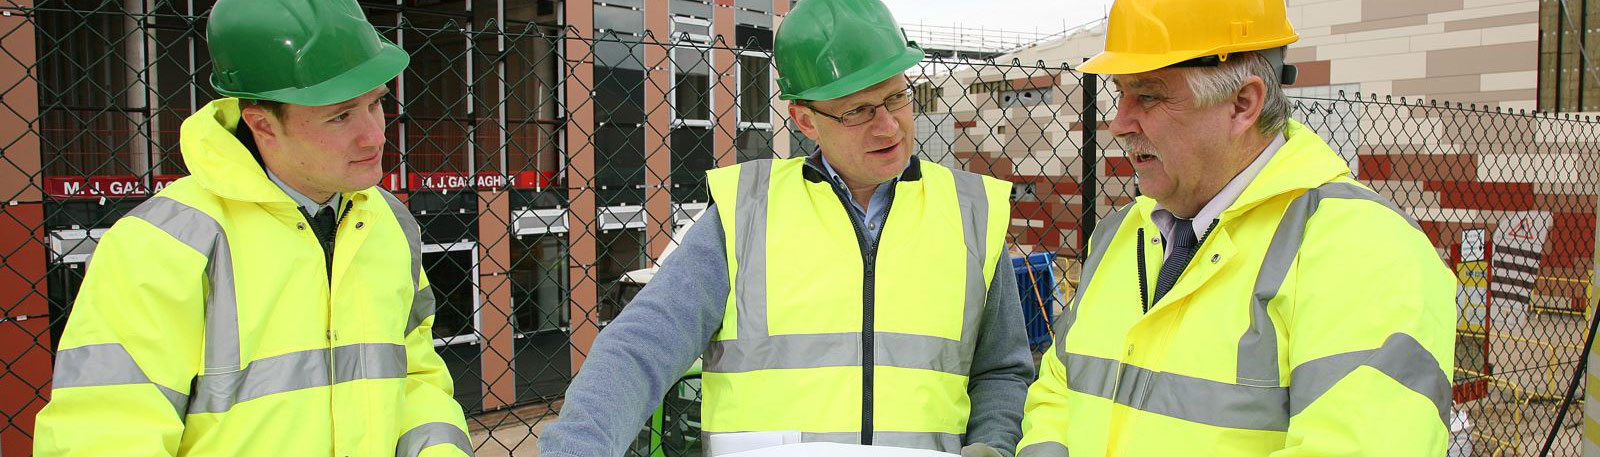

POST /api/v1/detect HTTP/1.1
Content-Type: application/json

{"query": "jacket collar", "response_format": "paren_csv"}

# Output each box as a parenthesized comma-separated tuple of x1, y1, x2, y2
(180, 98, 370, 207)
(1216, 119, 1353, 219)
(801, 150, 922, 183)
(180, 98, 297, 204)
(1131, 119, 1351, 225)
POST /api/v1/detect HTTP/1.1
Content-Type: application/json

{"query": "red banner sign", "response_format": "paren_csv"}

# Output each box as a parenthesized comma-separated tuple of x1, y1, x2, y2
(382, 171, 557, 192)
(49, 171, 558, 199)
(44, 175, 183, 199)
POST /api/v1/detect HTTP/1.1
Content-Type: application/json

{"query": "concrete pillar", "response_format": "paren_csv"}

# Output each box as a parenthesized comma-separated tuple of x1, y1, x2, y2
(643, 0, 673, 262)
(0, 1, 49, 454)
(479, 190, 516, 410)
(564, 0, 600, 371)
(770, 0, 791, 159)
(712, 0, 736, 166)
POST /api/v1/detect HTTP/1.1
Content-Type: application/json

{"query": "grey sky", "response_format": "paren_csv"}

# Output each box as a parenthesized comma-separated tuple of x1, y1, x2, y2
(884, 0, 1114, 35)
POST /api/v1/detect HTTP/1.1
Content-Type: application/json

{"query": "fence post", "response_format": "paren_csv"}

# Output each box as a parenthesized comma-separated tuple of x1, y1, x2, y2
(644, 0, 673, 263)
(712, 0, 736, 166)
(1078, 70, 1098, 258)
(565, 0, 601, 372)
(1585, 179, 1600, 457)
(0, 1, 47, 455)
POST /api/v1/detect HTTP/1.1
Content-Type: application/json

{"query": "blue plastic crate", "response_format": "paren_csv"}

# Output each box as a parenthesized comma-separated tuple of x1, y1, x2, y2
(1012, 252, 1059, 352)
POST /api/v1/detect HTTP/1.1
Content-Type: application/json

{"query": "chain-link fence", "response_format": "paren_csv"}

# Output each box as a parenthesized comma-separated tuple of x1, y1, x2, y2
(1, 2, 1598, 456)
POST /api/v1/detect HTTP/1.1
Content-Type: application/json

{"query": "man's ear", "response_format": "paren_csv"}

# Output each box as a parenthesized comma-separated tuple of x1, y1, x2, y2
(789, 104, 819, 140)
(1230, 75, 1267, 138)
(240, 105, 279, 146)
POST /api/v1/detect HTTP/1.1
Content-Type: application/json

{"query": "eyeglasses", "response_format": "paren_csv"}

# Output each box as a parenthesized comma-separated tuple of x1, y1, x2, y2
(801, 87, 914, 127)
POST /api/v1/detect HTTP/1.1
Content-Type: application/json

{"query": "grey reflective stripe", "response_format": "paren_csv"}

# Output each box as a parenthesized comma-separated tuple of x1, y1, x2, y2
(396, 422, 473, 457)
(333, 343, 410, 383)
(703, 431, 962, 454)
(409, 284, 438, 336)
(1063, 352, 1289, 431)
(53, 343, 189, 417)
(1054, 205, 1133, 364)
(1240, 181, 1420, 386)
(380, 191, 432, 336)
(707, 161, 986, 374)
(1238, 190, 1314, 387)
(189, 343, 406, 414)
(733, 160, 773, 339)
(1061, 352, 1119, 400)
(1049, 183, 1432, 433)
(951, 170, 989, 370)
(1017, 442, 1070, 457)
(1289, 333, 1450, 424)
(706, 332, 963, 374)
(1114, 363, 1288, 431)
(1316, 182, 1421, 230)
(127, 196, 240, 373)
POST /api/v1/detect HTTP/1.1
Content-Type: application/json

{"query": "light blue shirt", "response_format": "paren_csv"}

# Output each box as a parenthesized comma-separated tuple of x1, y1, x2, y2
(266, 167, 342, 220)
(819, 154, 897, 242)
(1150, 133, 1286, 259)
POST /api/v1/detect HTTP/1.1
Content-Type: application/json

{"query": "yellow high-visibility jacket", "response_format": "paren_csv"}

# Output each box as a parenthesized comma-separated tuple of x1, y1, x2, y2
(1018, 120, 1456, 456)
(699, 156, 1012, 453)
(34, 98, 473, 457)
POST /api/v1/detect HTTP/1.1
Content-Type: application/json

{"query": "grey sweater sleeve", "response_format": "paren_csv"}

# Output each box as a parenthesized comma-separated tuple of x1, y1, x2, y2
(962, 255, 1034, 456)
(537, 205, 731, 457)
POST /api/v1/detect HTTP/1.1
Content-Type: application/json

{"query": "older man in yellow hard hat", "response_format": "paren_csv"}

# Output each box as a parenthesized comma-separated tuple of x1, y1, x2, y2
(1015, 0, 1457, 456)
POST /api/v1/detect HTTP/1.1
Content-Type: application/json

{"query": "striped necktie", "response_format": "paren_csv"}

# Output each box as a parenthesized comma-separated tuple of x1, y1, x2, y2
(1152, 220, 1198, 304)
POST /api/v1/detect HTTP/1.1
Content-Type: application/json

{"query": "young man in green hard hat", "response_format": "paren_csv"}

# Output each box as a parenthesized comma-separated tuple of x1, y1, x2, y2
(33, 0, 473, 456)
(538, 0, 1032, 456)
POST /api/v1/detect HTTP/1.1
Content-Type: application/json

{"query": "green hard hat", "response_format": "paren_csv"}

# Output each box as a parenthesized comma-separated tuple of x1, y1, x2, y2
(206, 0, 409, 107)
(775, 0, 925, 101)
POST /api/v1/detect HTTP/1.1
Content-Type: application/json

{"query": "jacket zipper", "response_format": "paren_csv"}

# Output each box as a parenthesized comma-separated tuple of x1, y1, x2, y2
(327, 200, 354, 285)
(332, 199, 353, 456)
(814, 164, 896, 445)
(1135, 218, 1220, 313)
(317, 198, 352, 457)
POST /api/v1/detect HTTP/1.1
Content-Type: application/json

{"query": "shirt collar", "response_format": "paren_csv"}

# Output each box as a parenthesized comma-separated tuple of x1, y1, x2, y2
(266, 166, 341, 217)
(237, 121, 342, 217)
(818, 153, 897, 209)
(1152, 132, 1287, 240)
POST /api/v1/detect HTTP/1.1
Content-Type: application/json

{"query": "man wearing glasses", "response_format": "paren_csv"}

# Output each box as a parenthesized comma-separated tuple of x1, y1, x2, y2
(537, 0, 1032, 456)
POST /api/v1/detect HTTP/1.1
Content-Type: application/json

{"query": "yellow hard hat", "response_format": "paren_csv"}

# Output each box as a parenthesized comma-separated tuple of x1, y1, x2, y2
(1078, 0, 1299, 76)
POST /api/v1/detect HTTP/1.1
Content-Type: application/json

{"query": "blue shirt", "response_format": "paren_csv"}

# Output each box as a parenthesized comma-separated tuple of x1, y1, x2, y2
(266, 167, 342, 221)
(819, 154, 896, 242)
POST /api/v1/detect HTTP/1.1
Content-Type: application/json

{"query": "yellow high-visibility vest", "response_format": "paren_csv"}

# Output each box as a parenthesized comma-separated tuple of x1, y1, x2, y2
(700, 156, 1012, 452)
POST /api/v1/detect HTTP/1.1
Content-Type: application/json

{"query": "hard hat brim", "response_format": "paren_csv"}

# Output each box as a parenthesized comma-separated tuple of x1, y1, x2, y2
(780, 44, 924, 101)
(214, 38, 410, 107)
(1076, 50, 1188, 76)
(1076, 34, 1300, 76)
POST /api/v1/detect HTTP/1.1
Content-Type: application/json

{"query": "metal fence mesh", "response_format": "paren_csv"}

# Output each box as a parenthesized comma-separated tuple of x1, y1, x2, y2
(1, 2, 1598, 456)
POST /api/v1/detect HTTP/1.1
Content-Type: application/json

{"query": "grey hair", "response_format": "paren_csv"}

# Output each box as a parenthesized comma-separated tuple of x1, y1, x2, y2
(1184, 51, 1290, 136)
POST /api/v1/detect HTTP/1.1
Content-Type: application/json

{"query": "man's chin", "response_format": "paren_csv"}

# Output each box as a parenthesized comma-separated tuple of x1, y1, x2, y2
(341, 172, 385, 193)
(875, 151, 910, 169)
